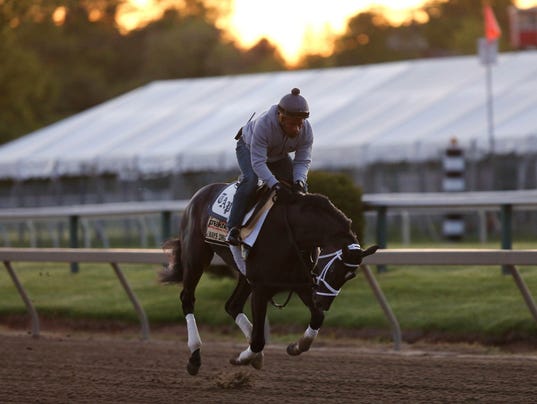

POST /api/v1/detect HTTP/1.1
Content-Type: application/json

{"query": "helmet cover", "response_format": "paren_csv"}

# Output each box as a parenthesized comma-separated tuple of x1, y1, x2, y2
(278, 88, 309, 118)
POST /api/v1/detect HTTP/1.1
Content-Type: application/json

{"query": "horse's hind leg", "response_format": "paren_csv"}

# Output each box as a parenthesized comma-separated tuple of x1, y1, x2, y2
(180, 246, 213, 376)
(225, 275, 253, 340)
(287, 287, 324, 356)
(183, 293, 202, 375)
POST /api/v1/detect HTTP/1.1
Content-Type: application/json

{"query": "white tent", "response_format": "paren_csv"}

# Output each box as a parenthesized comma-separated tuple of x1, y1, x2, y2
(1, 51, 536, 180)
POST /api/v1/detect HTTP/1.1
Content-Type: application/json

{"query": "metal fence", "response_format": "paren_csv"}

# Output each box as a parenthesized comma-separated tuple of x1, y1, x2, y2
(2, 247, 537, 351)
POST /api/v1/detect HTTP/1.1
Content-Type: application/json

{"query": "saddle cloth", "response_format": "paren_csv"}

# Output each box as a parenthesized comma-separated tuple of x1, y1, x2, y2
(205, 182, 274, 248)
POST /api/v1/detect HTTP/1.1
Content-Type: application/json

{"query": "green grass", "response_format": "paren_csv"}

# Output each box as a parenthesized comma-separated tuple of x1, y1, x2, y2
(330, 266, 537, 335)
(1, 252, 537, 343)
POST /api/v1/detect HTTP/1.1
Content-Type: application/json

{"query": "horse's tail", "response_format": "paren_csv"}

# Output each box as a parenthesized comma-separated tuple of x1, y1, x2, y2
(160, 238, 183, 283)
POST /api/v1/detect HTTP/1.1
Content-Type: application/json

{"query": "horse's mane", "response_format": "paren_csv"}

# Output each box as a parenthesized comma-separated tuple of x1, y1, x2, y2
(300, 193, 352, 229)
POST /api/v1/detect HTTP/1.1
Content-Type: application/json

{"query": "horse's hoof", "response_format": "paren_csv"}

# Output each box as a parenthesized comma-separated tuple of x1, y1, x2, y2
(251, 352, 264, 370)
(187, 361, 199, 375)
(229, 356, 246, 366)
(229, 351, 263, 370)
(187, 349, 201, 376)
(229, 355, 251, 367)
(286, 342, 301, 356)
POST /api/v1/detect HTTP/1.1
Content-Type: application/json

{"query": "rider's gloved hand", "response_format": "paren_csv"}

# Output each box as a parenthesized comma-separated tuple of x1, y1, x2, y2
(272, 183, 295, 203)
(293, 180, 307, 194)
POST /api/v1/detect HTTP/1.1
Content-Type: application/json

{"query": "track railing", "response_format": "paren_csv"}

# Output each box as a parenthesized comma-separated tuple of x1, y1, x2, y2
(1, 248, 170, 341)
(1, 248, 537, 350)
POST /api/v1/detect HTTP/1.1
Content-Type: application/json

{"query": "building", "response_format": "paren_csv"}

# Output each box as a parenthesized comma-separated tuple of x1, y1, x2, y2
(1, 51, 537, 209)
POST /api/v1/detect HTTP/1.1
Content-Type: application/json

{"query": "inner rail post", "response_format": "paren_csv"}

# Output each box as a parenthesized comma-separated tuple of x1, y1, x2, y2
(161, 211, 172, 245)
(69, 215, 79, 274)
(500, 204, 512, 275)
(110, 262, 150, 340)
(3, 260, 40, 337)
(361, 264, 401, 350)
(506, 264, 537, 324)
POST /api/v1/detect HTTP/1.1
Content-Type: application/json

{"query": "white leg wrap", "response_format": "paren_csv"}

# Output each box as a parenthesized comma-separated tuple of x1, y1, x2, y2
(304, 326, 319, 340)
(185, 313, 202, 353)
(238, 346, 256, 362)
(235, 313, 253, 340)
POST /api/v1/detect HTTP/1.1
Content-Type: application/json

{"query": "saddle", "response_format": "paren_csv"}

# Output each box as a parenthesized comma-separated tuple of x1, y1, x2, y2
(205, 182, 274, 247)
(206, 182, 316, 279)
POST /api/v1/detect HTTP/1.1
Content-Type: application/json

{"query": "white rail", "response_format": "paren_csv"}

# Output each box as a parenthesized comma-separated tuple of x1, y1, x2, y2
(1, 248, 536, 350)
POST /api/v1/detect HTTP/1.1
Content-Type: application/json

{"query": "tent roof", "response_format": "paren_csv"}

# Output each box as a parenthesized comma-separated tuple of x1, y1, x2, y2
(1, 51, 537, 180)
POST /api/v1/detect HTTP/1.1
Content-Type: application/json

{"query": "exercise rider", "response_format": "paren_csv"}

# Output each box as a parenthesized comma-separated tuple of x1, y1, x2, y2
(226, 88, 314, 245)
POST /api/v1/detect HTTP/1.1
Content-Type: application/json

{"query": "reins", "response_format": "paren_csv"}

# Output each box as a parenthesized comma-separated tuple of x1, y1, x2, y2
(270, 290, 294, 309)
(268, 197, 362, 308)
(283, 202, 315, 278)
(269, 200, 313, 309)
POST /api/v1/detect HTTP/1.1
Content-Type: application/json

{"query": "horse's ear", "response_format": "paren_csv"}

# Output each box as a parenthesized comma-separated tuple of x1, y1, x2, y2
(362, 245, 379, 257)
(342, 244, 363, 264)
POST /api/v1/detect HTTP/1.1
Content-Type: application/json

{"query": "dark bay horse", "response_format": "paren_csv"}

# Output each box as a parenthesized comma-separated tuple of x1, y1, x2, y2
(160, 182, 377, 375)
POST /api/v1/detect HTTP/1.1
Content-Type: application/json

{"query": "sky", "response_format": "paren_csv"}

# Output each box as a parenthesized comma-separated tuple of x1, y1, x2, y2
(119, 0, 537, 65)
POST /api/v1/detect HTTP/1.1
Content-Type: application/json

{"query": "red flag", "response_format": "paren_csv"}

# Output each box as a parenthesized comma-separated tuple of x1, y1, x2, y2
(484, 3, 501, 42)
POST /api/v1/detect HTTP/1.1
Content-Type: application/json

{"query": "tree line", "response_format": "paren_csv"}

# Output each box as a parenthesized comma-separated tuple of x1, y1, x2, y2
(0, 0, 515, 145)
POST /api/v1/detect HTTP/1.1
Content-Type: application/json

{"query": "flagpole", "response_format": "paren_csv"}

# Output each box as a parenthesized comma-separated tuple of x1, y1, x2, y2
(485, 56, 495, 154)
(481, 2, 501, 155)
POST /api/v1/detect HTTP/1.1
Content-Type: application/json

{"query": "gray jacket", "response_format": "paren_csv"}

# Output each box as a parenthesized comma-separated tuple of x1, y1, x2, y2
(241, 105, 313, 188)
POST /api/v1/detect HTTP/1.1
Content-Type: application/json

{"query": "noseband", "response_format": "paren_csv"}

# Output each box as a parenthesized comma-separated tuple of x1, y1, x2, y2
(315, 243, 362, 298)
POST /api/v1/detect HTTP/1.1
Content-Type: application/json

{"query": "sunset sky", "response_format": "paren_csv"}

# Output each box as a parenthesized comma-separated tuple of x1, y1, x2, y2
(118, 0, 537, 65)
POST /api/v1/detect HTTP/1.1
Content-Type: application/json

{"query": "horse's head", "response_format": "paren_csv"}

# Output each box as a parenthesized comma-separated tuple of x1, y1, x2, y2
(313, 244, 378, 311)
(289, 193, 358, 248)
(283, 193, 378, 309)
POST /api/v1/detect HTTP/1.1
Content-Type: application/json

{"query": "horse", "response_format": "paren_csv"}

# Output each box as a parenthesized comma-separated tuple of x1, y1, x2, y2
(160, 182, 377, 375)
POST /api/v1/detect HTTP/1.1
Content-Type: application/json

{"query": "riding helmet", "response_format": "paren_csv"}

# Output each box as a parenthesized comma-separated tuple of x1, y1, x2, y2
(278, 88, 310, 118)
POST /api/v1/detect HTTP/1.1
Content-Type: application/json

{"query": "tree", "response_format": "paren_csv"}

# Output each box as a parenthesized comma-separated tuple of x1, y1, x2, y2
(0, 1, 59, 144)
(420, 0, 514, 55)
(0, 0, 288, 145)
(331, 11, 391, 66)
(138, 7, 284, 81)
(140, 9, 225, 79)
(299, 0, 516, 69)
(328, 10, 428, 67)
(241, 38, 286, 72)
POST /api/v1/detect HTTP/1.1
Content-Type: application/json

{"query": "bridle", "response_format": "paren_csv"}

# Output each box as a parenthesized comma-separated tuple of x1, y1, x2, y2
(270, 198, 360, 308)
(269, 204, 314, 308)
(314, 243, 362, 299)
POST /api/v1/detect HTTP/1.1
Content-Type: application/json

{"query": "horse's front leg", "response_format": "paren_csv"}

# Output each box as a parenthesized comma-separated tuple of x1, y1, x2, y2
(229, 286, 267, 370)
(287, 287, 324, 356)
(225, 274, 253, 340)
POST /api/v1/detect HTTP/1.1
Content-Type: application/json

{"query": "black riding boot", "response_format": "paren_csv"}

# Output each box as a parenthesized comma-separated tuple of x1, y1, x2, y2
(226, 227, 241, 246)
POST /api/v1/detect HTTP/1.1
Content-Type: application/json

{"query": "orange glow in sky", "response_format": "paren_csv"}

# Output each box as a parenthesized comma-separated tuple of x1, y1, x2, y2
(118, 0, 537, 66)
(221, 0, 427, 64)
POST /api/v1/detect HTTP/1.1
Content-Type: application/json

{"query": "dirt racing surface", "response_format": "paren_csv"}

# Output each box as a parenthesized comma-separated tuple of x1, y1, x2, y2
(2, 329, 537, 403)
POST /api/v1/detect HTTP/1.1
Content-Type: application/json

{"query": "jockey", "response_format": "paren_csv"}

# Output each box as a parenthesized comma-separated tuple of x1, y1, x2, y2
(226, 88, 314, 246)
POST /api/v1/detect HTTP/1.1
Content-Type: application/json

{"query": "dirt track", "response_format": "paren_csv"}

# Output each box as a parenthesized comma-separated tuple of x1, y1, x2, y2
(2, 330, 537, 403)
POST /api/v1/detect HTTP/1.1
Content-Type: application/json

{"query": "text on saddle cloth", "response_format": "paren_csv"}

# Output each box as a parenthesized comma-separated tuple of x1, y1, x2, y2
(205, 182, 275, 247)
(209, 182, 237, 221)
